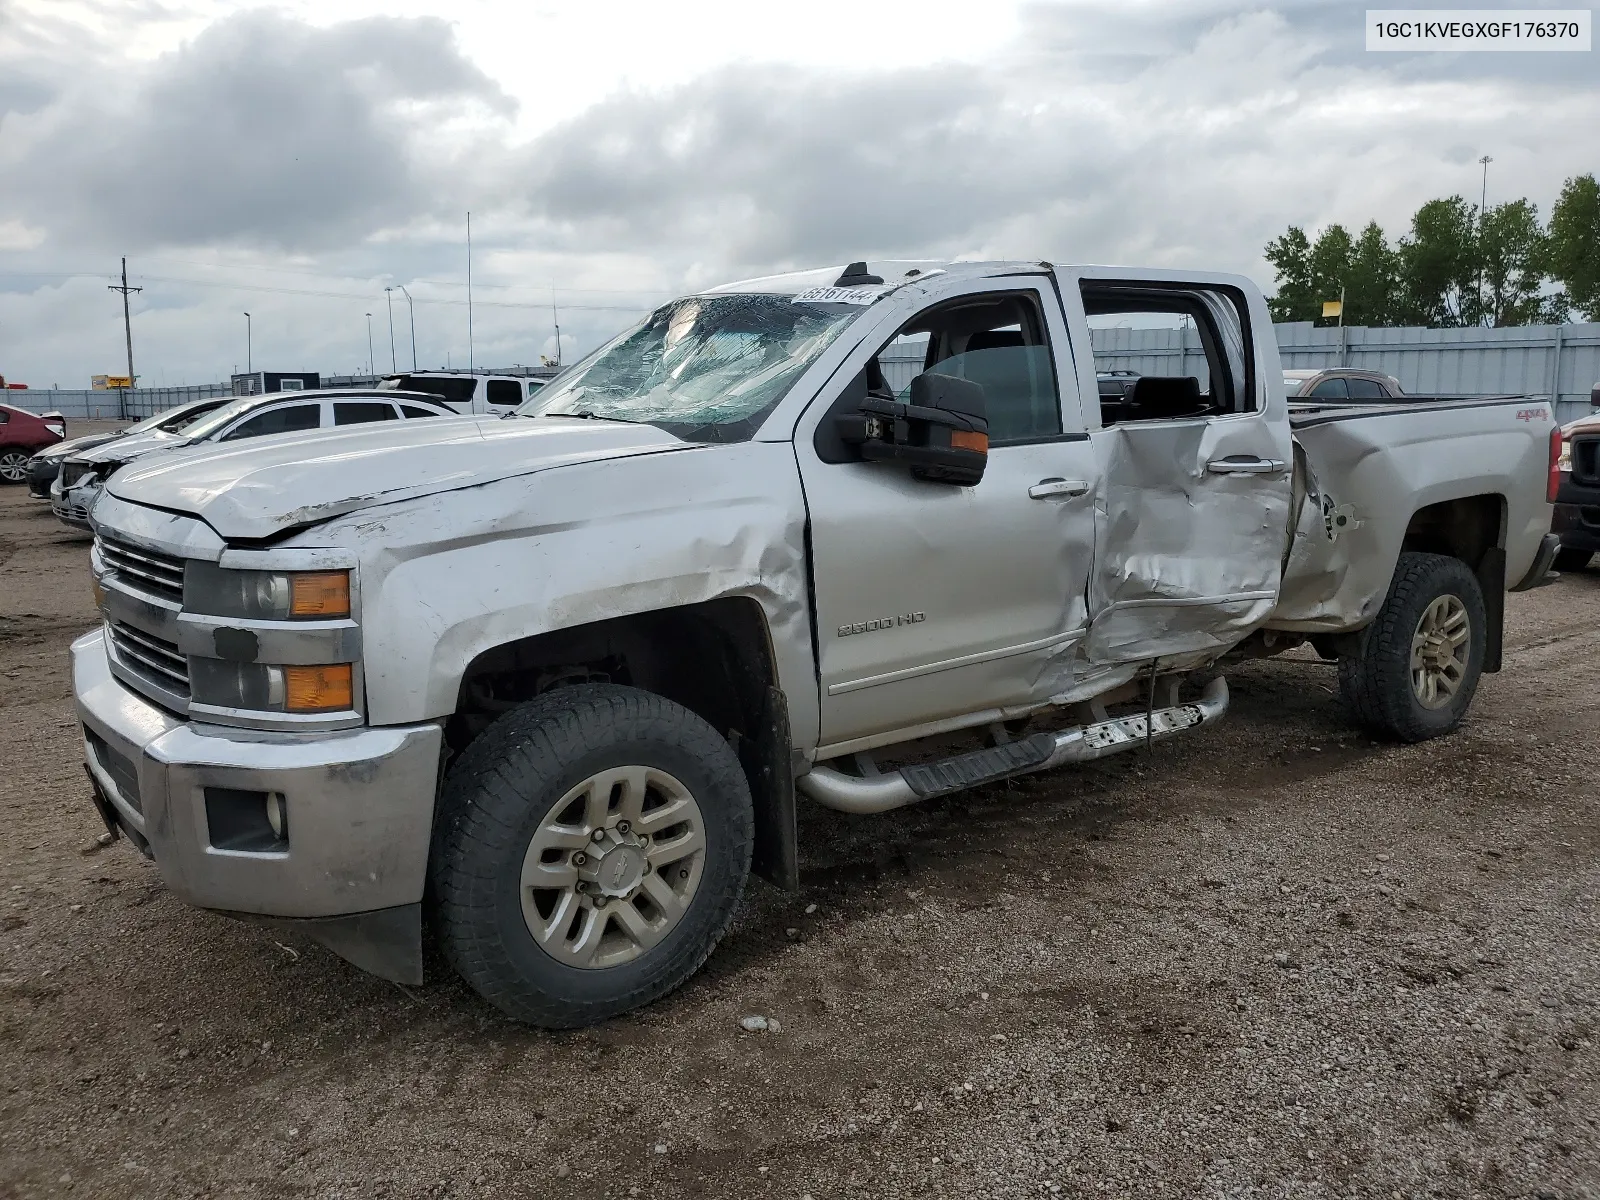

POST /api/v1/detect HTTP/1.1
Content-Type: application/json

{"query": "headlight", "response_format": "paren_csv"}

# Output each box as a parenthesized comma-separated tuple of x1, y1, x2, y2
(191, 660, 354, 713)
(186, 563, 351, 620)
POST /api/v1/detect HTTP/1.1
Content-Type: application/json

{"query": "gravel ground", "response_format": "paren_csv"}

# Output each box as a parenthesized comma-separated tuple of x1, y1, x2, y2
(1, 484, 1596, 1200)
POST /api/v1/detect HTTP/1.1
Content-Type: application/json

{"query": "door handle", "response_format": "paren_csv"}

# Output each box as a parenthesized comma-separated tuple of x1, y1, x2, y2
(1206, 457, 1287, 476)
(1029, 478, 1092, 499)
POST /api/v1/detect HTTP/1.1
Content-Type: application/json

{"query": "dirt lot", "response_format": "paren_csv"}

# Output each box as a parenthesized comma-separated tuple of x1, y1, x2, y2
(1, 482, 1597, 1200)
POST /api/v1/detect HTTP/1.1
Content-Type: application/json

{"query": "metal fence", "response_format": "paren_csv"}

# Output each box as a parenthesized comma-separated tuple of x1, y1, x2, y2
(9, 325, 1600, 425)
(3, 383, 231, 421)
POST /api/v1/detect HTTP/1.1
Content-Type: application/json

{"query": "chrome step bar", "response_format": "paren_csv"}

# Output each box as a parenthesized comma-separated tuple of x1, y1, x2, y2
(797, 676, 1229, 815)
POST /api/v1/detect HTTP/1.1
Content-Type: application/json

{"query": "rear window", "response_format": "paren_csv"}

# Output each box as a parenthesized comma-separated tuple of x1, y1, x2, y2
(393, 376, 476, 405)
(486, 380, 522, 406)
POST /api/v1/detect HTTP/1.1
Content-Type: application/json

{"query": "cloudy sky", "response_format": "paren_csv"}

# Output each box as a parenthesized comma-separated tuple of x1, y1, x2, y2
(1, 0, 1595, 389)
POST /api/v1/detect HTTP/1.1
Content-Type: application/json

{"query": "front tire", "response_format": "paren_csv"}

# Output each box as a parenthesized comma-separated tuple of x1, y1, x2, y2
(1338, 551, 1487, 743)
(0, 450, 30, 484)
(431, 683, 753, 1027)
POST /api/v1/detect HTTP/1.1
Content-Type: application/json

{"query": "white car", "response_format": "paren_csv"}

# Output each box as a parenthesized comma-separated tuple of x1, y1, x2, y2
(52, 389, 457, 530)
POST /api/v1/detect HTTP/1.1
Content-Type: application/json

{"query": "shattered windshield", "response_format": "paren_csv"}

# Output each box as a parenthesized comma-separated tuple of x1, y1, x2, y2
(518, 294, 865, 440)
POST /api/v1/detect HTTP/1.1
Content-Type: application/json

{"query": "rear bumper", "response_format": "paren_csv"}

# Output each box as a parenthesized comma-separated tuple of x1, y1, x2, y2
(73, 628, 443, 981)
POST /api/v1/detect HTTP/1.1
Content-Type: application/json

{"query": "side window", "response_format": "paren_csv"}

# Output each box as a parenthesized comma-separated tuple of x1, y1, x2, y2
(486, 379, 522, 406)
(525, 380, 546, 400)
(1081, 283, 1255, 425)
(1309, 377, 1350, 399)
(1345, 377, 1386, 399)
(883, 291, 1062, 445)
(334, 402, 398, 425)
(0, 409, 9, 424)
(401, 405, 443, 419)
(219, 404, 319, 441)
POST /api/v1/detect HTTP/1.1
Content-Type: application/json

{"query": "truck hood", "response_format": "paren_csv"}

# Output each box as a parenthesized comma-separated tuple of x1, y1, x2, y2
(105, 416, 697, 540)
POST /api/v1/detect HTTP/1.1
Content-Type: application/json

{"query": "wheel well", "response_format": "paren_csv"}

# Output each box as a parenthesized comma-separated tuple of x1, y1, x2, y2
(1398, 494, 1507, 673)
(1400, 494, 1504, 568)
(449, 597, 798, 889)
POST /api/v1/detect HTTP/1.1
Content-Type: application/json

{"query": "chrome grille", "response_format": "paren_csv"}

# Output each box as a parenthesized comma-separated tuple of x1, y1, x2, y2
(98, 536, 186, 603)
(108, 620, 190, 699)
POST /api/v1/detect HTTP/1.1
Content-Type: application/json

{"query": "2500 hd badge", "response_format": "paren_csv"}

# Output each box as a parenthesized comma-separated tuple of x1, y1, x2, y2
(839, 611, 927, 637)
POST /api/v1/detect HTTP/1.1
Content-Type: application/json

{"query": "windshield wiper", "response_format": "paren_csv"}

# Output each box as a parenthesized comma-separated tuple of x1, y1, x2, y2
(529, 409, 638, 424)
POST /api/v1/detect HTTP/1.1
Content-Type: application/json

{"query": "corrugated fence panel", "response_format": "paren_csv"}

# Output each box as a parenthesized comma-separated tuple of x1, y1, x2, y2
(4, 384, 231, 420)
(6, 324, 1600, 425)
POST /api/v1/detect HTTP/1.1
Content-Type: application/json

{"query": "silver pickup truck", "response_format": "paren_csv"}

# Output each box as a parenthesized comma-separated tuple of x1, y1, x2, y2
(73, 261, 1561, 1027)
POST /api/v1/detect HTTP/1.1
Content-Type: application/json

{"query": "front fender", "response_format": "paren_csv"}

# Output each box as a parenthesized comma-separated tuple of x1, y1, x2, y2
(322, 442, 820, 749)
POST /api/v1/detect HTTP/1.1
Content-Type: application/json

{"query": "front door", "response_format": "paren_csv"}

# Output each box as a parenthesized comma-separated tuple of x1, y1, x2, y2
(1061, 272, 1294, 665)
(796, 279, 1099, 751)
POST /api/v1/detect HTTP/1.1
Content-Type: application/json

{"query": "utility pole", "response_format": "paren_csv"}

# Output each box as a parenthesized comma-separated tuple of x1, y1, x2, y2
(244, 312, 252, 374)
(398, 286, 417, 370)
(466, 211, 474, 373)
(366, 313, 375, 378)
(383, 287, 398, 373)
(108, 257, 141, 421)
(1477, 155, 1493, 326)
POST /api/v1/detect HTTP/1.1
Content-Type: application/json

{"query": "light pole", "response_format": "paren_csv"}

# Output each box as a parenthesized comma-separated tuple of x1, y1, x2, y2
(365, 313, 375, 378)
(383, 287, 398, 373)
(1477, 154, 1493, 325)
(398, 286, 417, 370)
(244, 312, 252, 375)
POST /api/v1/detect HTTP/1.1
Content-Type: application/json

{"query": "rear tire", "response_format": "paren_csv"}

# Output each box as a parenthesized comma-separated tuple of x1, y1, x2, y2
(1554, 547, 1593, 572)
(1338, 551, 1486, 743)
(431, 683, 753, 1027)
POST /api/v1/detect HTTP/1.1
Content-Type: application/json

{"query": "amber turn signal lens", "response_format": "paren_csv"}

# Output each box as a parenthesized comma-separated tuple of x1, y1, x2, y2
(950, 430, 989, 452)
(284, 664, 354, 712)
(289, 571, 350, 618)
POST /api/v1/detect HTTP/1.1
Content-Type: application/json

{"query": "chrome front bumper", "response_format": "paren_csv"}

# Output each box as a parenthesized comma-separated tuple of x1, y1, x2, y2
(72, 628, 443, 922)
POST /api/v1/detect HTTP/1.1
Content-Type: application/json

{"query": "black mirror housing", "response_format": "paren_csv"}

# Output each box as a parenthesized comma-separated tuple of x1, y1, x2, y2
(834, 372, 989, 486)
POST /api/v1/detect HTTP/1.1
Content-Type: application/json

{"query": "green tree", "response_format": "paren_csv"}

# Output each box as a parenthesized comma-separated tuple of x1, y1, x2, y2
(1547, 173, 1600, 321)
(1345, 221, 1400, 326)
(1473, 198, 1548, 326)
(1265, 225, 1316, 322)
(1266, 221, 1398, 325)
(1396, 196, 1478, 327)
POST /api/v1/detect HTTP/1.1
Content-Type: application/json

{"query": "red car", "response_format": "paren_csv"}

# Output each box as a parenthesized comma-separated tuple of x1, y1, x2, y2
(0, 404, 66, 484)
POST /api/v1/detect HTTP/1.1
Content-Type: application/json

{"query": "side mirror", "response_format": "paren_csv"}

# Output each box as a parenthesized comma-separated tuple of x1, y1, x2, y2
(834, 373, 989, 486)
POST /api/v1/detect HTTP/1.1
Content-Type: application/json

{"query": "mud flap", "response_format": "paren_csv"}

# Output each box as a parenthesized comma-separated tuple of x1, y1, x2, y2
(1476, 546, 1505, 673)
(747, 686, 799, 891)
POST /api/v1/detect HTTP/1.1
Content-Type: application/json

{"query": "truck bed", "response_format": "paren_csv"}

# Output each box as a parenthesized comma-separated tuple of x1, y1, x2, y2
(1272, 394, 1556, 632)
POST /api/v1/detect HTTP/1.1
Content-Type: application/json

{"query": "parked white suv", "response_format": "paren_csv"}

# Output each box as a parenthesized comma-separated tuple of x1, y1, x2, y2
(376, 372, 549, 416)
(52, 389, 455, 530)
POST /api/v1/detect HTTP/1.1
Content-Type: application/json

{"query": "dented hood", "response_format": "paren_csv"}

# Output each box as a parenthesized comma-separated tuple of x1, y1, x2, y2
(105, 416, 694, 540)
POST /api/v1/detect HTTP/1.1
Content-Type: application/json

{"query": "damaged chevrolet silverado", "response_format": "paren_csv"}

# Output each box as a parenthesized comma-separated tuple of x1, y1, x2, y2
(73, 261, 1561, 1027)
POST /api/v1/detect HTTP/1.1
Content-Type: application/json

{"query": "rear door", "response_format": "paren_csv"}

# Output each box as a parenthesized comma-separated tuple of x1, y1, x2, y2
(1060, 271, 1293, 665)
